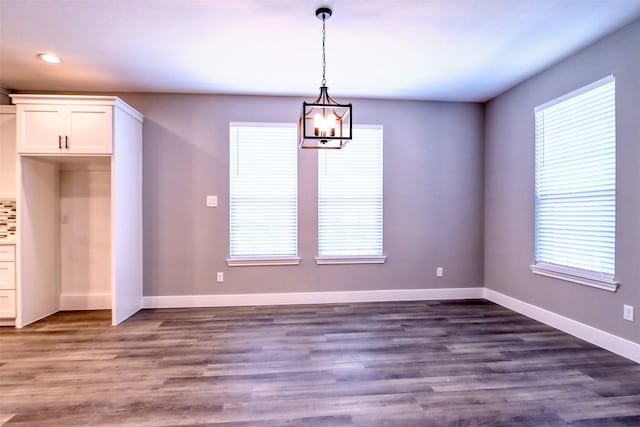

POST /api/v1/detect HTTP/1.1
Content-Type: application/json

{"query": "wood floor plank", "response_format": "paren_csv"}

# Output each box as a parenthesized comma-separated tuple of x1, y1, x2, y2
(1, 300, 639, 426)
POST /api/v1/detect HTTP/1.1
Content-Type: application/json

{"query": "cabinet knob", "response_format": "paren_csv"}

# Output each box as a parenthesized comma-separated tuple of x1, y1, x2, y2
(58, 135, 62, 149)
(65, 135, 69, 149)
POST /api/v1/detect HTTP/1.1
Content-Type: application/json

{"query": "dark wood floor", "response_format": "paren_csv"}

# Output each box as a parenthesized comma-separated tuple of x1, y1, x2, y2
(1, 300, 639, 426)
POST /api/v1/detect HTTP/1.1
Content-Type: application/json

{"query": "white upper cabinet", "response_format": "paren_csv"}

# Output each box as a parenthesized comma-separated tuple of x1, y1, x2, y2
(66, 105, 112, 153)
(0, 106, 17, 197)
(12, 95, 119, 154)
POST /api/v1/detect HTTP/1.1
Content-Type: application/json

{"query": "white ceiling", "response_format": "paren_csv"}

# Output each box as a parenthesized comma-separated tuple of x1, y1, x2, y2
(1, 0, 640, 102)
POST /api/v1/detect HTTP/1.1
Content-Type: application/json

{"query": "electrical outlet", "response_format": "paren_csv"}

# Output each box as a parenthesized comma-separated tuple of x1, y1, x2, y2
(216, 272, 224, 283)
(436, 267, 444, 278)
(623, 305, 634, 322)
(206, 195, 218, 207)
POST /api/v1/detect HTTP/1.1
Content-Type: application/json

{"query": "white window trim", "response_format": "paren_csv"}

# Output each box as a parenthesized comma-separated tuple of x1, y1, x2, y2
(317, 124, 384, 261)
(226, 256, 301, 267)
(534, 75, 614, 112)
(228, 122, 298, 263)
(533, 75, 617, 291)
(530, 263, 619, 292)
(316, 255, 387, 265)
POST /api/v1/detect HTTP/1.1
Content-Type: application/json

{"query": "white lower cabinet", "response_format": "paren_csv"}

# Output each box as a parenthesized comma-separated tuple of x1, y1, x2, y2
(0, 290, 16, 318)
(0, 260, 15, 289)
(0, 245, 16, 320)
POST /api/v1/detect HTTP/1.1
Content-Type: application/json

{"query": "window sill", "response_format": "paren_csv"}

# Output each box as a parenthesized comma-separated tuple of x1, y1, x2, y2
(530, 263, 619, 292)
(315, 255, 387, 265)
(226, 257, 301, 267)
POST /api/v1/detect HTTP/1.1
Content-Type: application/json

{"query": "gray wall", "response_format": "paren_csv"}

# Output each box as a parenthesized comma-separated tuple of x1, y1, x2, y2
(119, 94, 484, 297)
(485, 19, 640, 343)
(0, 87, 10, 104)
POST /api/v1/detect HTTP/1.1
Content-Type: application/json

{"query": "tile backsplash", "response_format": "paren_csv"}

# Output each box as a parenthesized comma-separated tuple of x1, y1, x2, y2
(0, 199, 16, 240)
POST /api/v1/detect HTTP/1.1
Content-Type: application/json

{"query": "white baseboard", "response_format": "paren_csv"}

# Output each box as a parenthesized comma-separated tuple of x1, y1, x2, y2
(59, 293, 111, 311)
(143, 287, 485, 309)
(484, 288, 640, 364)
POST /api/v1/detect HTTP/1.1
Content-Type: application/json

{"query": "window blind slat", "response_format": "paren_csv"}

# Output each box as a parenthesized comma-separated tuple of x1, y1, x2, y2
(534, 77, 616, 277)
(318, 126, 383, 257)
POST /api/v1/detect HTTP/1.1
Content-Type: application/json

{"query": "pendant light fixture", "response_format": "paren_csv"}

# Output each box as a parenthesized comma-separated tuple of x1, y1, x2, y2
(299, 7, 352, 149)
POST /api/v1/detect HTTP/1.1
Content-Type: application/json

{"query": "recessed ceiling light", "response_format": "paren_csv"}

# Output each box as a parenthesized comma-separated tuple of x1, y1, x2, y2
(38, 53, 61, 64)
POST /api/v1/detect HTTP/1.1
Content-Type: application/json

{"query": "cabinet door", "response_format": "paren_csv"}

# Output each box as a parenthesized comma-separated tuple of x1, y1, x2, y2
(0, 110, 16, 197)
(0, 290, 16, 318)
(67, 105, 113, 154)
(17, 104, 65, 153)
(0, 245, 15, 261)
(0, 262, 15, 290)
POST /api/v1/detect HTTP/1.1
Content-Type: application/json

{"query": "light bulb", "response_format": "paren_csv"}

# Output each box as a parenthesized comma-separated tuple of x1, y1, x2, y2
(314, 113, 323, 136)
(327, 114, 336, 136)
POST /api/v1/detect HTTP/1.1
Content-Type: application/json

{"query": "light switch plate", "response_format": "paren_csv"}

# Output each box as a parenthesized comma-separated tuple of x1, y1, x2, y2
(623, 305, 634, 322)
(206, 195, 218, 207)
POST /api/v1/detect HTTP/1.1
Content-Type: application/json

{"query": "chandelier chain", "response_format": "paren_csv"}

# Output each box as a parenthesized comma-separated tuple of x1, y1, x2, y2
(321, 16, 327, 86)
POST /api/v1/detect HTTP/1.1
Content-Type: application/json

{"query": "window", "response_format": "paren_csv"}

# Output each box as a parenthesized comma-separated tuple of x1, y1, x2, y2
(317, 125, 385, 264)
(532, 76, 617, 291)
(228, 123, 299, 266)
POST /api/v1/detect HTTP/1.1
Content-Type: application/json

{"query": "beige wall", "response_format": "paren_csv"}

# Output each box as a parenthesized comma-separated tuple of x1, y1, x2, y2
(485, 18, 640, 344)
(60, 170, 111, 298)
(119, 94, 485, 297)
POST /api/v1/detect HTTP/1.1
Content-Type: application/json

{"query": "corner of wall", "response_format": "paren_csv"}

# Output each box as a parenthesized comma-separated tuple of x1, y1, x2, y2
(0, 86, 11, 105)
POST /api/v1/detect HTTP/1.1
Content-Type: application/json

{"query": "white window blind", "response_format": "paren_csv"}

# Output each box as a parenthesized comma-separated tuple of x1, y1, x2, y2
(318, 126, 383, 258)
(229, 123, 297, 259)
(534, 76, 616, 284)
